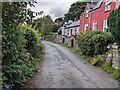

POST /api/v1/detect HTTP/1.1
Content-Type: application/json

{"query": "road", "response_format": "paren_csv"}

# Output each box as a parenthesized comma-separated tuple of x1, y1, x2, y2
(29, 41, 118, 88)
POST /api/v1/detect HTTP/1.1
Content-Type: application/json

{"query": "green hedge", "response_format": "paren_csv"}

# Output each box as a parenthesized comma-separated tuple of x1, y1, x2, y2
(77, 31, 114, 56)
(2, 24, 43, 89)
(18, 24, 43, 58)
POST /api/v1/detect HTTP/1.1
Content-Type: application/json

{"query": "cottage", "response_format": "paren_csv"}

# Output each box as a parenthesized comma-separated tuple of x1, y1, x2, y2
(61, 20, 80, 47)
(80, 0, 119, 33)
(61, 20, 73, 44)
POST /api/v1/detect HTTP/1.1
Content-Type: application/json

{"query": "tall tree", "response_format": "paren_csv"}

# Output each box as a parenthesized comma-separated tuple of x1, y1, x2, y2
(32, 17, 43, 33)
(64, 1, 87, 21)
(51, 22, 61, 32)
(41, 15, 53, 35)
(54, 17, 64, 25)
(108, 6, 120, 45)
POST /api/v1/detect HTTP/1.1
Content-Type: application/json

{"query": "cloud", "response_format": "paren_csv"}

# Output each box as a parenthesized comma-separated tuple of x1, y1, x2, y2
(48, 3, 69, 18)
(29, 0, 79, 21)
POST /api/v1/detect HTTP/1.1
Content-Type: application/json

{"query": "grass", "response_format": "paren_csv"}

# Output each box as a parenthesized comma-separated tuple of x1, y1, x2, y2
(101, 63, 120, 80)
(51, 41, 120, 80)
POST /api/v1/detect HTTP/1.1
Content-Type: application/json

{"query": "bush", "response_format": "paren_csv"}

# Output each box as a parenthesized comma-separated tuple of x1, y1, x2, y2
(2, 24, 43, 89)
(18, 24, 43, 58)
(77, 31, 114, 56)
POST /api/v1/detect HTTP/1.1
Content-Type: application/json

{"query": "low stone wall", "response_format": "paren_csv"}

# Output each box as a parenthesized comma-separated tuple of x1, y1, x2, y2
(99, 44, 120, 70)
(45, 34, 57, 41)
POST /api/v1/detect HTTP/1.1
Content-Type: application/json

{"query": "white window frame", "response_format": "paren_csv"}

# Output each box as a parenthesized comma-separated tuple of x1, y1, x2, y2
(92, 21, 97, 30)
(84, 24, 88, 32)
(70, 29, 72, 36)
(103, 20, 108, 32)
(85, 10, 89, 18)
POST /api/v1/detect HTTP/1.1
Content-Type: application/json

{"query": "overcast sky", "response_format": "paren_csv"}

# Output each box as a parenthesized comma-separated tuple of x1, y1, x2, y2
(29, 0, 79, 21)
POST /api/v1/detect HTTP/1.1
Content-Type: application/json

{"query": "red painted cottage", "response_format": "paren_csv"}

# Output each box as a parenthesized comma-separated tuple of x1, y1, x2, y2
(80, 0, 119, 33)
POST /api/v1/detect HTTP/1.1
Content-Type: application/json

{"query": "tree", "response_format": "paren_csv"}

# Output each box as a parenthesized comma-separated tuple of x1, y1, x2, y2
(51, 22, 61, 32)
(108, 6, 120, 45)
(54, 17, 64, 25)
(64, 1, 87, 21)
(32, 17, 43, 33)
(41, 15, 53, 35)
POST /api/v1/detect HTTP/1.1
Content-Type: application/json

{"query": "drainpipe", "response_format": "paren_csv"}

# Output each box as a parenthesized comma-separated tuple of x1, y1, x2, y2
(90, 12, 92, 30)
(89, 12, 91, 30)
(83, 14, 85, 32)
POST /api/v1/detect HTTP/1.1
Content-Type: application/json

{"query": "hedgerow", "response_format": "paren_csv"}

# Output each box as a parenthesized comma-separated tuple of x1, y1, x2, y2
(76, 31, 114, 56)
(2, 24, 43, 89)
(2, 2, 44, 89)
(18, 24, 43, 58)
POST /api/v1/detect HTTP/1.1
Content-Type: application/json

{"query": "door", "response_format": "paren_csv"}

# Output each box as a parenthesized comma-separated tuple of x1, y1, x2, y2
(71, 39, 74, 47)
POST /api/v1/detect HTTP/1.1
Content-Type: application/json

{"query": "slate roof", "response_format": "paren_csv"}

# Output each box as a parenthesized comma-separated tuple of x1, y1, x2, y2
(88, 3, 98, 9)
(90, 0, 103, 11)
(66, 20, 80, 28)
(80, 0, 103, 16)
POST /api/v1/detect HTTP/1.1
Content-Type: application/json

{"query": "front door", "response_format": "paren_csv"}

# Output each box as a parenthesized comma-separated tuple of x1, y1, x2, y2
(71, 39, 74, 47)
(62, 38, 65, 43)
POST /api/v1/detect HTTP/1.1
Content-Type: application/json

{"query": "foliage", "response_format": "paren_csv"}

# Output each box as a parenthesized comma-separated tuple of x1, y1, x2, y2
(41, 15, 53, 35)
(2, 2, 43, 89)
(64, 1, 87, 21)
(32, 18, 43, 33)
(54, 17, 64, 25)
(77, 31, 114, 56)
(108, 6, 120, 45)
(32, 15, 55, 35)
(2, 24, 43, 89)
(57, 30, 62, 35)
(51, 22, 61, 32)
(18, 24, 43, 58)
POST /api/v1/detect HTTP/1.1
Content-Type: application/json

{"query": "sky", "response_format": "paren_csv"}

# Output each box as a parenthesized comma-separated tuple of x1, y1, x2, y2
(29, 0, 79, 21)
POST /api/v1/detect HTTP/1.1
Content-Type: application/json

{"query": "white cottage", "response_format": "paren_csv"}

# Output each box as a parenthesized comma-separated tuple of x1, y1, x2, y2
(61, 20, 80, 47)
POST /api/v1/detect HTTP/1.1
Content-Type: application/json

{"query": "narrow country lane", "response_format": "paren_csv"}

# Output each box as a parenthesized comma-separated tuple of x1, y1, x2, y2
(30, 41, 118, 88)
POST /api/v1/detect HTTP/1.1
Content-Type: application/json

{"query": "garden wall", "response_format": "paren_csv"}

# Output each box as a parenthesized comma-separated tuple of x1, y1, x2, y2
(99, 44, 120, 70)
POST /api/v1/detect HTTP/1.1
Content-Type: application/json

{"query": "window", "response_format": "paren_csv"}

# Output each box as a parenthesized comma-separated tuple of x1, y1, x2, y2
(105, 0, 111, 11)
(75, 29, 77, 36)
(85, 10, 89, 18)
(92, 21, 97, 30)
(68, 30, 69, 36)
(71, 29, 72, 36)
(84, 24, 88, 32)
(103, 20, 108, 32)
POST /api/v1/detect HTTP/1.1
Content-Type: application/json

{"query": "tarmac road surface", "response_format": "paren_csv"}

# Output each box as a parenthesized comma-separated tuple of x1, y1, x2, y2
(31, 41, 118, 88)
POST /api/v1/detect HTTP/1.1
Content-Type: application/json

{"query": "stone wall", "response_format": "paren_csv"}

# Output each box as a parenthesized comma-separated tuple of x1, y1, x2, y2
(112, 49, 120, 69)
(99, 44, 120, 70)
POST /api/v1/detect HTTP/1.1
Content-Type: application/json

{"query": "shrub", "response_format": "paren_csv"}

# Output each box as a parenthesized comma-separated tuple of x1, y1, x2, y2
(77, 31, 114, 56)
(18, 24, 43, 58)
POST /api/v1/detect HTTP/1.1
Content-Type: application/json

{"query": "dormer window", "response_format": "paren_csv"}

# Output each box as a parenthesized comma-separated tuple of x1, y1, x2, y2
(105, 0, 111, 11)
(85, 10, 89, 18)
